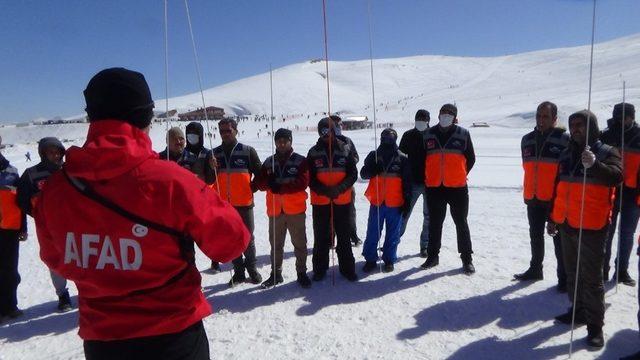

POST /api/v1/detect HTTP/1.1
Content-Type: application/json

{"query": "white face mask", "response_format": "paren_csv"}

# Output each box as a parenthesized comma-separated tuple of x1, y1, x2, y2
(415, 121, 428, 132)
(187, 134, 200, 145)
(439, 114, 454, 128)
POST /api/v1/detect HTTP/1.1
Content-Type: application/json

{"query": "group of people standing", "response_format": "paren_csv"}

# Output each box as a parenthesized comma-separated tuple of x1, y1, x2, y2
(0, 67, 639, 358)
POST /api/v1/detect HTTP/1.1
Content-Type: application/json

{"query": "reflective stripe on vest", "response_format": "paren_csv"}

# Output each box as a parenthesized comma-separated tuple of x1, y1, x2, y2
(309, 146, 353, 206)
(364, 154, 404, 207)
(551, 143, 616, 230)
(265, 153, 308, 216)
(0, 187, 22, 230)
(213, 143, 253, 206)
(521, 130, 569, 201)
(424, 127, 468, 188)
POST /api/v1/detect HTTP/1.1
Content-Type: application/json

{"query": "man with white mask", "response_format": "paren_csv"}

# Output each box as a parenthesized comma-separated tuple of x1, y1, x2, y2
(399, 109, 430, 257)
(421, 104, 476, 274)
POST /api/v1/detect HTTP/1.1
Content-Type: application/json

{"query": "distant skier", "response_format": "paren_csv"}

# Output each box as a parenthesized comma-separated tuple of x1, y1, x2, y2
(25, 152, 31, 162)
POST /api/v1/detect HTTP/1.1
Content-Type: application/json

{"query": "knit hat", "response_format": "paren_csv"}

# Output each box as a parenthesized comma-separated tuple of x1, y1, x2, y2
(381, 128, 398, 141)
(38, 137, 66, 158)
(415, 109, 430, 122)
(84, 67, 155, 129)
(318, 117, 333, 136)
(439, 104, 458, 117)
(275, 128, 292, 142)
(613, 102, 635, 121)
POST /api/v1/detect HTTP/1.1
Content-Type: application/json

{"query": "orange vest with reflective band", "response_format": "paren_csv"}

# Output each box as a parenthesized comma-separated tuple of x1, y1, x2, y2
(424, 126, 469, 188)
(264, 152, 308, 216)
(551, 142, 617, 230)
(308, 142, 353, 206)
(212, 143, 254, 207)
(601, 124, 640, 189)
(521, 128, 570, 202)
(0, 187, 22, 230)
(365, 153, 405, 207)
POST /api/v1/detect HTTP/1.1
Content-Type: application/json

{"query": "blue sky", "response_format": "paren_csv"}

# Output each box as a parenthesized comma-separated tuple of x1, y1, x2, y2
(1, 0, 639, 123)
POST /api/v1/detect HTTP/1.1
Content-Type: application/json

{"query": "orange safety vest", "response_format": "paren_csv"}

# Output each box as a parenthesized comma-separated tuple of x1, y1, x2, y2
(424, 126, 469, 188)
(551, 142, 617, 230)
(308, 142, 353, 206)
(212, 143, 254, 207)
(0, 186, 22, 230)
(264, 152, 308, 216)
(521, 128, 569, 202)
(364, 152, 405, 207)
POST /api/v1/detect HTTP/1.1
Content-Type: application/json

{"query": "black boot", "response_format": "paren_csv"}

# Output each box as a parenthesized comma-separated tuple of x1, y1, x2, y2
(228, 271, 246, 288)
(297, 272, 312, 288)
(461, 254, 475, 275)
(620, 350, 640, 360)
(419, 248, 428, 258)
(57, 291, 73, 312)
(312, 271, 326, 282)
(261, 271, 284, 289)
(586, 324, 604, 348)
(554, 307, 586, 326)
(207, 261, 221, 274)
(383, 262, 394, 273)
(247, 269, 263, 284)
(513, 267, 543, 281)
(421, 255, 439, 269)
(615, 270, 637, 287)
(362, 261, 377, 273)
(556, 280, 567, 293)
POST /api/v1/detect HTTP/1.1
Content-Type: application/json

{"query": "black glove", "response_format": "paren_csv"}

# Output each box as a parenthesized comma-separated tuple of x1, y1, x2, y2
(326, 186, 341, 199)
(268, 177, 281, 193)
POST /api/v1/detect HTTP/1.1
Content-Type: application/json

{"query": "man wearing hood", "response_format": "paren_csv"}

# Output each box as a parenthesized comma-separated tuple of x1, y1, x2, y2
(32, 67, 249, 359)
(514, 101, 569, 292)
(17, 136, 73, 312)
(421, 104, 476, 274)
(360, 128, 412, 273)
(307, 117, 358, 282)
(0, 135, 27, 321)
(600, 102, 638, 286)
(548, 110, 622, 348)
(399, 109, 430, 257)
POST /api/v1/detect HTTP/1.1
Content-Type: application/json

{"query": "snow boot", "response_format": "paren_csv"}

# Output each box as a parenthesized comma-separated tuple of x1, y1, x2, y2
(554, 307, 586, 326)
(228, 271, 246, 288)
(4, 308, 23, 319)
(586, 324, 604, 348)
(383, 262, 394, 273)
(419, 248, 428, 258)
(57, 292, 73, 313)
(297, 272, 312, 288)
(461, 254, 475, 275)
(341, 270, 358, 282)
(247, 269, 263, 284)
(421, 256, 439, 269)
(207, 261, 221, 274)
(261, 272, 284, 289)
(362, 261, 377, 273)
(513, 268, 543, 281)
(614, 270, 636, 287)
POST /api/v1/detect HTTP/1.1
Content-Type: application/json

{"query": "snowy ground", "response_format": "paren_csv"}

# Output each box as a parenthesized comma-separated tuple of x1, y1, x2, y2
(0, 121, 638, 360)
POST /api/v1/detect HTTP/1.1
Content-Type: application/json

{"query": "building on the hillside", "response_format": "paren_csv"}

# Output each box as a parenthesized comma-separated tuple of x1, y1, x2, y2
(341, 115, 372, 130)
(178, 106, 225, 121)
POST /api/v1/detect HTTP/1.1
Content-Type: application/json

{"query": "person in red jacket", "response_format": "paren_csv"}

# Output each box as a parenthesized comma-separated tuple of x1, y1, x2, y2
(33, 67, 249, 360)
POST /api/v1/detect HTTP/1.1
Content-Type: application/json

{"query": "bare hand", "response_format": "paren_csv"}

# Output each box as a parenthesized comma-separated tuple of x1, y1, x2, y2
(209, 156, 218, 169)
(582, 147, 596, 169)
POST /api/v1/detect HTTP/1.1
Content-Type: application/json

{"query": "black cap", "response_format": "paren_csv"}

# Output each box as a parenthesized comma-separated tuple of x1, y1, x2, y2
(415, 109, 430, 122)
(440, 104, 458, 117)
(318, 117, 332, 136)
(275, 128, 292, 142)
(84, 67, 155, 129)
(613, 102, 635, 120)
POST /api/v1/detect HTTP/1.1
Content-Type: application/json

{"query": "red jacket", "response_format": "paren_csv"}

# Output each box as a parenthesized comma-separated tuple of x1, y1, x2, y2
(33, 120, 249, 341)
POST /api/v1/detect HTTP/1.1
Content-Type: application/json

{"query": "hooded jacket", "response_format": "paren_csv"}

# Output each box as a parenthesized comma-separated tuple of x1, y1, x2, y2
(33, 120, 249, 340)
(184, 122, 215, 184)
(600, 118, 640, 189)
(360, 143, 412, 208)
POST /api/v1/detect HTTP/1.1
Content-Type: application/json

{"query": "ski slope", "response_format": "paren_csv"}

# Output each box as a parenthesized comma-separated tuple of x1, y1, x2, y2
(1, 34, 640, 359)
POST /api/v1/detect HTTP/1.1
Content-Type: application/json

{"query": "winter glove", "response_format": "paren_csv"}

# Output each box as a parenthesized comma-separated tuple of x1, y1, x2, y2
(582, 147, 596, 169)
(546, 222, 558, 236)
(400, 202, 411, 218)
(18, 232, 27, 242)
(268, 177, 281, 194)
(326, 186, 341, 199)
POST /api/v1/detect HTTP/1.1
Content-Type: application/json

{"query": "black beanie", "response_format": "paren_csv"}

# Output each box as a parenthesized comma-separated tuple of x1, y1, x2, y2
(84, 67, 155, 129)
(415, 109, 430, 122)
(275, 128, 292, 142)
(613, 102, 635, 120)
(318, 117, 332, 136)
(440, 104, 458, 117)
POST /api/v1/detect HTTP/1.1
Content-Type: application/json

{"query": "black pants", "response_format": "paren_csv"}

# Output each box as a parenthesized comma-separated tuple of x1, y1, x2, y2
(232, 206, 257, 273)
(527, 204, 566, 283)
(84, 321, 210, 360)
(349, 192, 359, 241)
(426, 186, 473, 258)
(312, 204, 356, 275)
(0, 229, 20, 315)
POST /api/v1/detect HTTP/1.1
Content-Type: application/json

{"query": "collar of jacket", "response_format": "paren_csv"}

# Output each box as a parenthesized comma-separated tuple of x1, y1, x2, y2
(65, 119, 155, 181)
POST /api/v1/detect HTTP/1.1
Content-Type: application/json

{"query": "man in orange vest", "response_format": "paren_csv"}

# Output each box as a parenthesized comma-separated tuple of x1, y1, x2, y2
(360, 128, 412, 273)
(514, 102, 569, 291)
(211, 118, 263, 287)
(548, 110, 622, 348)
(600, 102, 638, 286)
(421, 104, 476, 274)
(0, 136, 27, 321)
(307, 118, 358, 282)
(255, 128, 311, 288)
